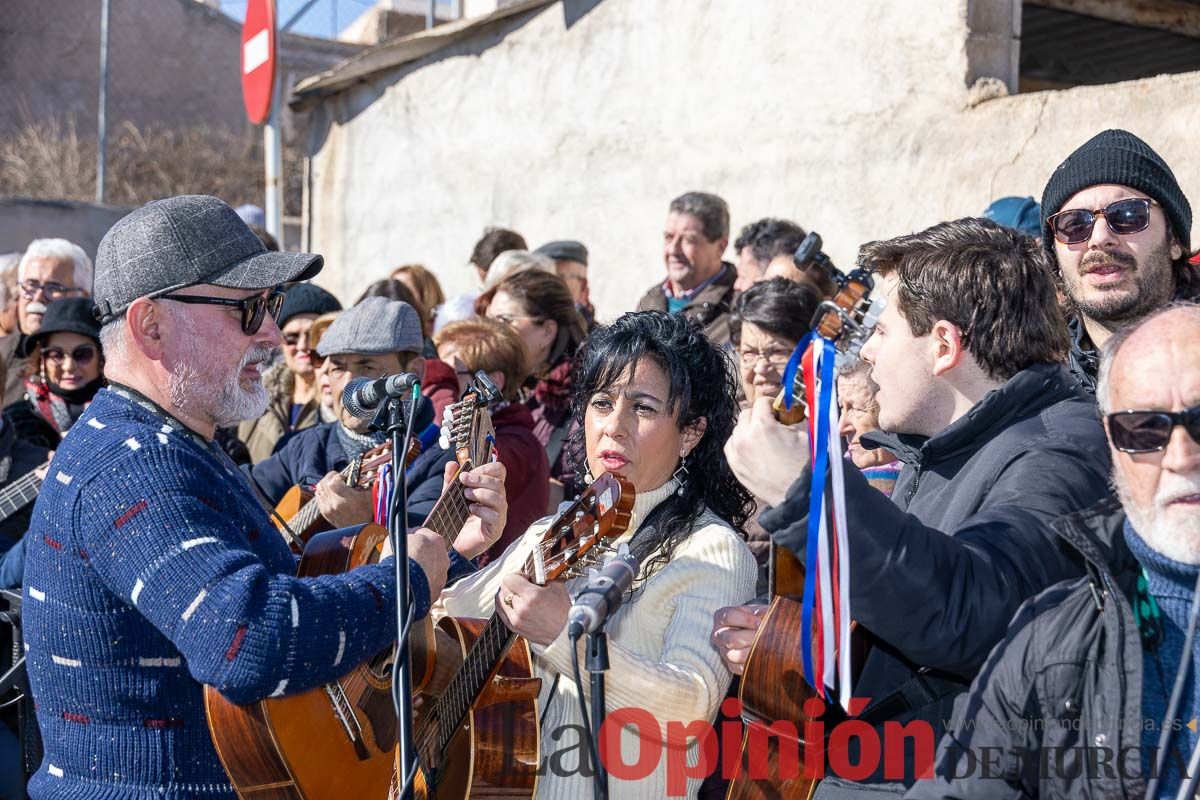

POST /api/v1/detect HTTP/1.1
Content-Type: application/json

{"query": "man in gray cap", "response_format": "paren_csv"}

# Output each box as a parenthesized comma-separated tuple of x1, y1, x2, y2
(535, 239, 595, 327)
(246, 295, 482, 532)
(19, 196, 506, 798)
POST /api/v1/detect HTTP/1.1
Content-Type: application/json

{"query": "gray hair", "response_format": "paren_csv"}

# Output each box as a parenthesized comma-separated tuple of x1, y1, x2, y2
(669, 192, 730, 242)
(1096, 301, 1200, 415)
(19, 238, 94, 294)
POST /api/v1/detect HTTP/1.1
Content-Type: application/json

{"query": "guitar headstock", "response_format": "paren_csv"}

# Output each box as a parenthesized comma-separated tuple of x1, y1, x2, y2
(349, 439, 423, 488)
(440, 371, 503, 468)
(524, 472, 636, 586)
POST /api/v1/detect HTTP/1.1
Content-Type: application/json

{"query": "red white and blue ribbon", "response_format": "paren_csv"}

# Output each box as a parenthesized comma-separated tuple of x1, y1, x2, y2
(372, 462, 395, 526)
(781, 334, 853, 712)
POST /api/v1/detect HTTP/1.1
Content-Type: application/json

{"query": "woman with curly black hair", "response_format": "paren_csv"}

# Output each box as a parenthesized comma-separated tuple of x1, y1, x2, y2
(435, 310, 756, 799)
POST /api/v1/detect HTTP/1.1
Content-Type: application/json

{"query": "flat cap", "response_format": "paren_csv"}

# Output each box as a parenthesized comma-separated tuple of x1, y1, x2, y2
(534, 240, 588, 265)
(316, 296, 423, 357)
(94, 195, 322, 324)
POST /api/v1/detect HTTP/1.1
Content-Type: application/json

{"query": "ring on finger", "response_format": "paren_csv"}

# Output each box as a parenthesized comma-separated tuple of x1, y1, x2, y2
(503, 594, 515, 608)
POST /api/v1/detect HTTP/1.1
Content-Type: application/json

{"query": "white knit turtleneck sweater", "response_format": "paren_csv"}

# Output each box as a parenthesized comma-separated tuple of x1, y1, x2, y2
(434, 478, 757, 799)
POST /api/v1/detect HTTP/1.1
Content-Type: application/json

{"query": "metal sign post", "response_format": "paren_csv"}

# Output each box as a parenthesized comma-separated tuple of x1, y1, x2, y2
(241, 0, 282, 243)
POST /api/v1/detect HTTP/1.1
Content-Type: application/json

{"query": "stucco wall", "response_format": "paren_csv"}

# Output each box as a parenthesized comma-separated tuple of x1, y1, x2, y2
(302, 0, 1200, 317)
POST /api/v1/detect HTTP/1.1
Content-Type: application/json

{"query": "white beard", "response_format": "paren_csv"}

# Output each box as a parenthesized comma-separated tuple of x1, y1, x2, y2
(1116, 469, 1200, 565)
(165, 311, 271, 428)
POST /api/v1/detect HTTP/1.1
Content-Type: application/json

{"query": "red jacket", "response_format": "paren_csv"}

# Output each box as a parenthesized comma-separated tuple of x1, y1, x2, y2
(421, 358, 459, 421)
(481, 402, 550, 566)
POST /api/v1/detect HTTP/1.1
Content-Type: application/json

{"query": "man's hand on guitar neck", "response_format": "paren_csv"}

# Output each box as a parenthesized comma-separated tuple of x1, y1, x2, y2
(711, 603, 769, 675)
(445, 460, 508, 561)
(380, 528, 450, 601)
(725, 397, 811, 508)
(314, 471, 373, 528)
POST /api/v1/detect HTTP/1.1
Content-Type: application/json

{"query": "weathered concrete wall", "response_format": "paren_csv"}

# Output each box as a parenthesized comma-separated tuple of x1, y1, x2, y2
(0, 199, 131, 259)
(302, 0, 1200, 316)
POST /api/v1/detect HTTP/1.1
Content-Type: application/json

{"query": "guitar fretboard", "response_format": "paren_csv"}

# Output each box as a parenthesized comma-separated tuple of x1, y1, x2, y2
(0, 466, 45, 522)
(422, 470, 474, 552)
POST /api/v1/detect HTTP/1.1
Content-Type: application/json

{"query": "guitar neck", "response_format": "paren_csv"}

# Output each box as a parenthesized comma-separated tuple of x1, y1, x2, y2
(0, 465, 45, 523)
(427, 613, 518, 756)
(422, 466, 473, 552)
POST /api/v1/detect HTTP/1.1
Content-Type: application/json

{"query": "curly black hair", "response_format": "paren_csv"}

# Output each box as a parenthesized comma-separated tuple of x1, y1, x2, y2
(564, 311, 753, 585)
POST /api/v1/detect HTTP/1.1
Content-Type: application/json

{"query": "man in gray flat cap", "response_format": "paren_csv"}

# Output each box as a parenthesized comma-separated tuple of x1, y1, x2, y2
(535, 239, 595, 327)
(19, 195, 506, 799)
(246, 295, 479, 532)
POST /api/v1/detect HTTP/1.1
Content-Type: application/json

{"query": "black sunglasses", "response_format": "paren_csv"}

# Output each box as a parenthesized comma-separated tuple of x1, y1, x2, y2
(158, 290, 285, 335)
(1107, 405, 1200, 453)
(1047, 198, 1158, 245)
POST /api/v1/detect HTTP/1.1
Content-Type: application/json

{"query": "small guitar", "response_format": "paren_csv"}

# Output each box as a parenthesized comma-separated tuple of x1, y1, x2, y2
(397, 472, 636, 800)
(730, 236, 881, 799)
(271, 437, 420, 553)
(409, 372, 502, 692)
(0, 462, 49, 525)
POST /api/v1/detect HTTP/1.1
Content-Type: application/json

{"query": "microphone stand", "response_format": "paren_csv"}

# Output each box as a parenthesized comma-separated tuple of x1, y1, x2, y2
(586, 628, 611, 800)
(376, 386, 420, 800)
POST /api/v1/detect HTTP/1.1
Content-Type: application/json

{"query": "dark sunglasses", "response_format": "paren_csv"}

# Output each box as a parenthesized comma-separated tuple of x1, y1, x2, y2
(158, 290, 285, 335)
(43, 344, 98, 367)
(1107, 405, 1200, 453)
(1047, 198, 1158, 245)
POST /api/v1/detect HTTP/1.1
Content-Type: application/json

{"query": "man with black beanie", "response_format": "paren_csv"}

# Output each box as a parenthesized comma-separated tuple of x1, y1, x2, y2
(1040, 128, 1195, 394)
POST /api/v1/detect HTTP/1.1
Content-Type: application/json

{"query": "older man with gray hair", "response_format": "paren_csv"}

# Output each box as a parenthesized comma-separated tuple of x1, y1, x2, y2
(20, 195, 505, 799)
(637, 190, 737, 346)
(909, 303, 1200, 799)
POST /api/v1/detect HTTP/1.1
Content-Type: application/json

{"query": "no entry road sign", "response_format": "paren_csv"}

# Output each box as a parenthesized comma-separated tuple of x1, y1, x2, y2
(241, 0, 277, 125)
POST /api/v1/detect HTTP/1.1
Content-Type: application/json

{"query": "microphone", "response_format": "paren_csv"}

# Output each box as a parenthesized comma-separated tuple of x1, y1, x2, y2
(567, 544, 641, 638)
(342, 374, 420, 420)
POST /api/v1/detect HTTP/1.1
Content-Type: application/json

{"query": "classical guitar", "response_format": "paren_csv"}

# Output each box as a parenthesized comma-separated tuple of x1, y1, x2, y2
(204, 522, 396, 799)
(409, 372, 502, 692)
(205, 375, 503, 800)
(394, 471, 636, 800)
(0, 462, 49, 524)
(271, 436, 420, 553)
(729, 237, 881, 800)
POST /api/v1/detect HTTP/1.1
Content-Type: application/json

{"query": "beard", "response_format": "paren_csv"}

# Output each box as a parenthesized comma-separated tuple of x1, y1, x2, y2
(1115, 468, 1200, 565)
(164, 310, 272, 429)
(1064, 239, 1175, 327)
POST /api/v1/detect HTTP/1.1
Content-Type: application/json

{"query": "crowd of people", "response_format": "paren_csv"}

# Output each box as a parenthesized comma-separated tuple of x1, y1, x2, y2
(0, 126, 1196, 800)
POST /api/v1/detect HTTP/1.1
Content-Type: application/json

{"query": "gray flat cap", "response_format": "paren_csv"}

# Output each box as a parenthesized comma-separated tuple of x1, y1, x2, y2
(317, 296, 423, 357)
(534, 240, 588, 265)
(93, 195, 323, 323)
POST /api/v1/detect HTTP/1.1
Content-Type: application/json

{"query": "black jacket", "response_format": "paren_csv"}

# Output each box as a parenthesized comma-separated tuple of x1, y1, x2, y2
(906, 498, 1147, 799)
(760, 363, 1113, 784)
(0, 420, 50, 547)
(1067, 316, 1100, 395)
(242, 421, 456, 529)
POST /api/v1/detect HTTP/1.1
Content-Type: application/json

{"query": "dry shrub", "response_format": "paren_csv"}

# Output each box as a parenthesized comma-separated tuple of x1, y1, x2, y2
(0, 117, 303, 213)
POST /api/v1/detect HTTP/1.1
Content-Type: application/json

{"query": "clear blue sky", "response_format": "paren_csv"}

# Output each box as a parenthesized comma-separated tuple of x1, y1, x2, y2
(217, 0, 452, 39)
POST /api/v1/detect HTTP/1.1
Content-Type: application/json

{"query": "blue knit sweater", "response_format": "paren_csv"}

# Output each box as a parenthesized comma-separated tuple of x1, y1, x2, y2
(1126, 521, 1200, 798)
(22, 387, 431, 799)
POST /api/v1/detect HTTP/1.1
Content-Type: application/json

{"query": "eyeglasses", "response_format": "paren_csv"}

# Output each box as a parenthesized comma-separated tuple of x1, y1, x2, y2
(1046, 198, 1158, 245)
(20, 280, 83, 301)
(42, 344, 98, 367)
(1107, 405, 1200, 453)
(158, 290, 285, 335)
(738, 347, 793, 370)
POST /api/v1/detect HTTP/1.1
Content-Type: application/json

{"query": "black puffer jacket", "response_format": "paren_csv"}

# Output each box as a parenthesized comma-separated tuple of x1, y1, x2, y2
(761, 363, 1113, 785)
(906, 498, 1147, 799)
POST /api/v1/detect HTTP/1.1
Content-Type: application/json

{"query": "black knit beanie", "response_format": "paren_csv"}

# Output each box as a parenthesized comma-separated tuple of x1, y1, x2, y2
(1040, 129, 1191, 262)
(278, 282, 342, 328)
